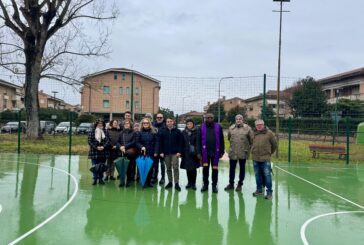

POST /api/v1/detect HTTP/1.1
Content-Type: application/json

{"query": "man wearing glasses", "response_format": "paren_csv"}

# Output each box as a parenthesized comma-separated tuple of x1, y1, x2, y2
(152, 113, 167, 184)
(200, 113, 225, 193)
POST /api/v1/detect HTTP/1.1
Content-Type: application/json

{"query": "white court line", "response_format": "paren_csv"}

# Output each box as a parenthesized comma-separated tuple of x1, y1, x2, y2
(300, 211, 364, 245)
(0, 204, 2, 214)
(276, 164, 364, 171)
(4, 160, 79, 245)
(275, 165, 364, 245)
(275, 166, 364, 209)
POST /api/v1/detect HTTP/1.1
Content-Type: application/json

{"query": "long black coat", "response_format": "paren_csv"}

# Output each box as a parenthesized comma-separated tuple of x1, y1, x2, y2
(108, 127, 121, 158)
(88, 129, 110, 160)
(181, 127, 201, 170)
(136, 128, 159, 157)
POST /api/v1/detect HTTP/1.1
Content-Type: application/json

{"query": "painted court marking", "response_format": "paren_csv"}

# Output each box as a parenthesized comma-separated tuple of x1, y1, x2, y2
(3, 160, 79, 245)
(0, 204, 2, 214)
(275, 165, 364, 245)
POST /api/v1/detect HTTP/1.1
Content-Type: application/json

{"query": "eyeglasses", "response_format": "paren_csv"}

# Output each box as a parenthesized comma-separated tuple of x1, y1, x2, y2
(156, 117, 163, 119)
(142, 122, 149, 125)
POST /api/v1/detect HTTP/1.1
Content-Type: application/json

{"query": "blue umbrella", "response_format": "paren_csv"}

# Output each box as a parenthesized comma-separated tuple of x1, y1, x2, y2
(136, 156, 154, 186)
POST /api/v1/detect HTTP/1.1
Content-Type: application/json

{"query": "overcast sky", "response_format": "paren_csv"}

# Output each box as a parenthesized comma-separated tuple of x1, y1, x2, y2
(97, 0, 364, 78)
(3, 0, 363, 112)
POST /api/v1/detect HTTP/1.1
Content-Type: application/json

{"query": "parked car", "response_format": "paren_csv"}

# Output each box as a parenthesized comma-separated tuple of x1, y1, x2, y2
(0, 121, 26, 133)
(40, 121, 56, 134)
(55, 122, 76, 134)
(75, 122, 93, 134)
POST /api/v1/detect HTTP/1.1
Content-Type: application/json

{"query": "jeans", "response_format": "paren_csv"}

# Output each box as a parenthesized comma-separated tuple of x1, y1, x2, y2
(253, 160, 273, 194)
(229, 159, 246, 185)
(91, 159, 106, 181)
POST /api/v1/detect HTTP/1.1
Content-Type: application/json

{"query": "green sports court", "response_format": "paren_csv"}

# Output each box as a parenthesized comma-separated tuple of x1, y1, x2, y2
(1, 152, 363, 245)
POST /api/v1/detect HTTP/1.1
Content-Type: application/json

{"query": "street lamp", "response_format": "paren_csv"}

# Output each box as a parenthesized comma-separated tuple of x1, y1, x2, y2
(273, 0, 290, 157)
(218, 76, 234, 123)
(182, 96, 191, 115)
(51, 91, 58, 109)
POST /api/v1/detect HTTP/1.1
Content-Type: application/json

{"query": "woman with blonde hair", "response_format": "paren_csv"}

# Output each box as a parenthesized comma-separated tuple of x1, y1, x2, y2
(135, 117, 159, 187)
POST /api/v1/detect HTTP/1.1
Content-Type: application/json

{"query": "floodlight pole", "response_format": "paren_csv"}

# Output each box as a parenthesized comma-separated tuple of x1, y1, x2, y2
(273, 0, 290, 157)
(51, 91, 58, 109)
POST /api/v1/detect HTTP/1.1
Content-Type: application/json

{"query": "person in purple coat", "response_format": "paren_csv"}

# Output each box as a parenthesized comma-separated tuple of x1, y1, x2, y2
(200, 113, 225, 193)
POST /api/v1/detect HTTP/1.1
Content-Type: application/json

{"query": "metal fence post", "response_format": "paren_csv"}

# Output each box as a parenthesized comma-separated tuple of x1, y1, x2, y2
(346, 117, 350, 164)
(17, 109, 21, 154)
(288, 117, 292, 163)
(69, 111, 73, 156)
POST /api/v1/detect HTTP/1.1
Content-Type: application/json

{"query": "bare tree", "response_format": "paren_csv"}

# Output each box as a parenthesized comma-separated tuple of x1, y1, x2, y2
(0, 0, 117, 139)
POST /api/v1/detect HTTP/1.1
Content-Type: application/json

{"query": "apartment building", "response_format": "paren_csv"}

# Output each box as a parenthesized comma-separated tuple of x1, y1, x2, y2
(245, 91, 288, 119)
(204, 97, 245, 113)
(318, 67, 364, 103)
(0, 79, 23, 111)
(81, 68, 161, 119)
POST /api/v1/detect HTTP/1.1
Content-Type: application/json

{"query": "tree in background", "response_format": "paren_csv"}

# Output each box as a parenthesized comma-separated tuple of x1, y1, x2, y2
(158, 107, 174, 119)
(206, 102, 226, 121)
(0, 0, 117, 139)
(289, 77, 328, 118)
(226, 106, 247, 124)
(333, 99, 364, 118)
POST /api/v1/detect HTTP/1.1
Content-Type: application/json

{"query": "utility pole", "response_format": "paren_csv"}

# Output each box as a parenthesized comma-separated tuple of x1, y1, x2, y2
(51, 91, 58, 109)
(273, 0, 290, 157)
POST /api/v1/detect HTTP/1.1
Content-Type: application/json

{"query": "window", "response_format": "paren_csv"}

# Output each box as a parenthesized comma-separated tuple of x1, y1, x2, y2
(114, 72, 118, 80)
(119, 87, 123, 95)
(103, 86, 110, 94)
(135, 87, 139, 95)
(122, 73, 126, 80)
(135, 101, 140, 109)
(126, 87, 130, 95)
(125, 100, 130, 109)
(103, 100, 110, 108)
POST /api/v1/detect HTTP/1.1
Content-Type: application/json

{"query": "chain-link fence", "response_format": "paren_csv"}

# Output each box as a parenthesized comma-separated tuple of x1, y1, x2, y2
(0, 73, 363, 164)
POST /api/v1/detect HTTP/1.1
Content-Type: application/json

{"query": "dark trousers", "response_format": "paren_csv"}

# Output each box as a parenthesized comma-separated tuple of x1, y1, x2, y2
(152, 156, 165, 180)
(203, 156, 218, 186)
(229, 159, 246, 185)
(126, 157, 136, 183)
(187, 169, 197, 185)
(91, 159, 106, 181)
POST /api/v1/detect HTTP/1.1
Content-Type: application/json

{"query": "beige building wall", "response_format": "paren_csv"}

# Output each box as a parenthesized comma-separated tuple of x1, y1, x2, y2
(81, 71, 160, 115)
(0, 83, 23, 111)
(221, 97, 246, 112)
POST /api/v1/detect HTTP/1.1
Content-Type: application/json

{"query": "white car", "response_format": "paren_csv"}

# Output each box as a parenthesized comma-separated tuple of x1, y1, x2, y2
(55, 122, 76, 134)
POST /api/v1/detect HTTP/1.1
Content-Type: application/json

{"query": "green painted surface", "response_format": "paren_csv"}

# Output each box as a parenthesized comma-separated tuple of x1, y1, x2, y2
(356, 122, 364, 144)
(0, 153, 364, 245)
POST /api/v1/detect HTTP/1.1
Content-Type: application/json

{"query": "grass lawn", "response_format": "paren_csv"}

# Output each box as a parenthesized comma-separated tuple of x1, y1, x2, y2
(1, 133, 363, 164)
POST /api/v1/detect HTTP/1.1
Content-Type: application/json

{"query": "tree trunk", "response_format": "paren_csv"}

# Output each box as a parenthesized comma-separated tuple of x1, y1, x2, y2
(24, 45, 43, 139)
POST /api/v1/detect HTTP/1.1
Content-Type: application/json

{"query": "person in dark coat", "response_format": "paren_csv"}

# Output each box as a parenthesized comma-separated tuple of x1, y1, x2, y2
(159, 117, 183, 191)
(200, 113, 225, 193)
(88, 118, 110, 185)
(152, 113, 167, 185)
(181, 118, 201, 190)
(105, 119, 120, 181)
(117, 119, 137, 187)
(135, 118, 159, 188)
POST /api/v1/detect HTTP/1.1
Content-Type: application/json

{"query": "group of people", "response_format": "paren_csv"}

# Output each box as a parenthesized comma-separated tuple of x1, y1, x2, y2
(88, 111, 277, 200)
